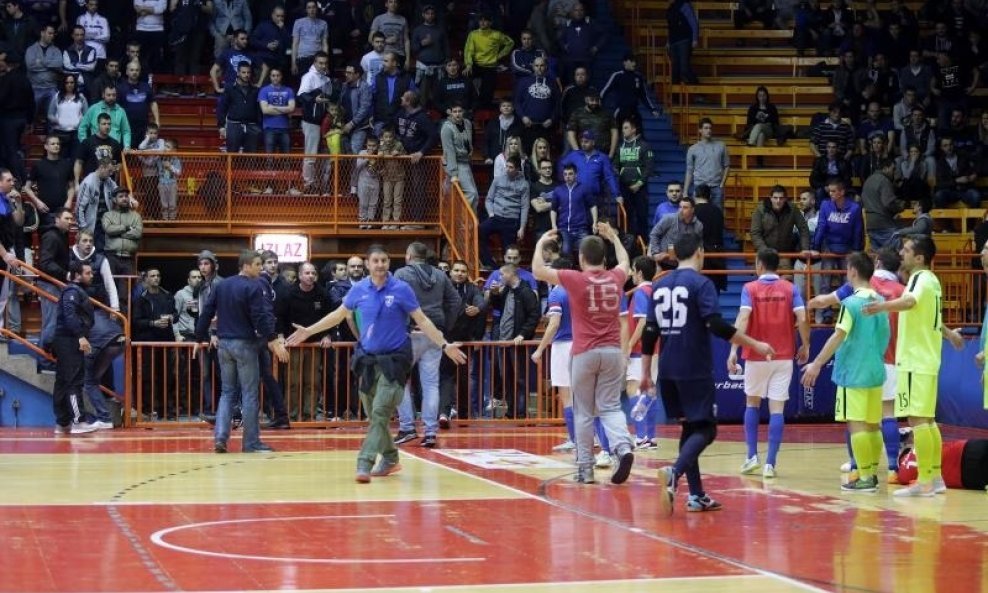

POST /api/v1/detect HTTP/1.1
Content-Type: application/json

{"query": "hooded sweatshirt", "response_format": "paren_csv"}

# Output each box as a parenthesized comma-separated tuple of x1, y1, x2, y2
(394, 262, 461, 333)
(441, 117, 473, 175)
(812, 198, 864, 254)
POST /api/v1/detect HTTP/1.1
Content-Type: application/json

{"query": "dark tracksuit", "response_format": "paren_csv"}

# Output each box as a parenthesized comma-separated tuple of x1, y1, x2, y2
(53, 283, 94, 427)
(258, 272, 289, 425)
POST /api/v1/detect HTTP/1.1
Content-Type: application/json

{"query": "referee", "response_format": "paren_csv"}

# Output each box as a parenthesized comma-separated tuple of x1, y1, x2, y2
(196, 250, 289, 453)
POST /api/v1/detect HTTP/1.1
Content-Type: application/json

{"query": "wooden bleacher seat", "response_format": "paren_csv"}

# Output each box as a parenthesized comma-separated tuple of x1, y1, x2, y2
(643, 54, 838, 79)
(665, 83, 835, 108)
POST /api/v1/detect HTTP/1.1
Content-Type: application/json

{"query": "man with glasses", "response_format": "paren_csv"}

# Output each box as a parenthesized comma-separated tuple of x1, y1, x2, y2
(514, 56, 557, 152)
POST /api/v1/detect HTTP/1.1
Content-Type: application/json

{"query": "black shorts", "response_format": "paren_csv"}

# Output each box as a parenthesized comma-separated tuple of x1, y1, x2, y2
(660, 377, 716, 423)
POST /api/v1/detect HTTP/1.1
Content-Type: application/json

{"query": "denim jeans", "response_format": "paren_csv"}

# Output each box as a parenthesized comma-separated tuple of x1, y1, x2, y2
(479, 215, 520, 267)
(934, 188, 981, 208)
(668, 39, 698, 84)
(38, 280, 61, 348)
(398, 333, 442, 436)
(347, 128, 369, 155)
(559, 227, 589, 260)
(264, 128, 291, 154)
(84, 342, 122, 423)
(215, 338, 262, 450)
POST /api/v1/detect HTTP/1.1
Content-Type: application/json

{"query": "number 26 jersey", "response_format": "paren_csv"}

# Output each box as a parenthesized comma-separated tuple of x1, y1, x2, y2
(648, 268, 721, 381)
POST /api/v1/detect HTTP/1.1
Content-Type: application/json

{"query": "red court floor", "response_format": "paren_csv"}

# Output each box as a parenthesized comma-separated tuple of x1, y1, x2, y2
(0, 424, 985, 593)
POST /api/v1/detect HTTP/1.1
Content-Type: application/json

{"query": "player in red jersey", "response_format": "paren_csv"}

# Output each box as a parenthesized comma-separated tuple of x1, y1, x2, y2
(533, 222, 636, 485)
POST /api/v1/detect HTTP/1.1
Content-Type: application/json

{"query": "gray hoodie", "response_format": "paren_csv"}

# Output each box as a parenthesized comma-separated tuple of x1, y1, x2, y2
(440, 117, 473, 177)
(395, 262, 461, 333)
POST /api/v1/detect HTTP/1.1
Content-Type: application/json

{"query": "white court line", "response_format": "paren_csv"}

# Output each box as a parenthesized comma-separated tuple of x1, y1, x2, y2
(149, 514, 486, 564)
(408, 452, 834, 593)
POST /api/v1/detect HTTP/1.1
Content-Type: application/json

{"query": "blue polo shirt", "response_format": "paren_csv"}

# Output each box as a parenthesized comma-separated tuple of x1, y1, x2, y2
(344, 273, 420, 354)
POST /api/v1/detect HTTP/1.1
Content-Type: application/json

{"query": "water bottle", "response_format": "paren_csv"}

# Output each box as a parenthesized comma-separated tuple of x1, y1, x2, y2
(631, 393, 653, 422)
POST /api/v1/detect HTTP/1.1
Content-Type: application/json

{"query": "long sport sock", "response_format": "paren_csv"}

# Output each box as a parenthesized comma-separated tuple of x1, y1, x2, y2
(930, 422, 943, 479)
(674, 431, 710, 496)
(743, 406, 759, 459)
(595, 418, 610, 454)
(563, 406, 575, 442)
(845, 429, 857, 470)
(912, 423, 933, 483)
(632, 395, 648, 439)
(867, 429, 884, 477)
(881, 418, 900, 471)
(850, 430, 874, 479)
(766, 413, 784, 466)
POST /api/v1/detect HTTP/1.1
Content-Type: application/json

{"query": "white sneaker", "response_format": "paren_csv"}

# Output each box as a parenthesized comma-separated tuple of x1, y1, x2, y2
(262, 186, 274, 194)
(893, 482, 936, 497)
(93, 420, 114, 430)
(932, 476, 947, 494)
(287, 187, 302, 196)
(740, 455, 761, 475)
(594, 451, 613, 468)
(70, 422, 99, 434)
(840, 461, 854, 473)
(552, 440, 576, 452)
(54, 425, 71, 436)
(762, 463, 777, 479)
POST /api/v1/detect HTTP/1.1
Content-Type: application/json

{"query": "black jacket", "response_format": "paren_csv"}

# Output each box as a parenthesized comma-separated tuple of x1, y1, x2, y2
(54, 283, 93, 340)
(39, 228, 70, 282)
(133, 288, 177, 342)
(449, 280, 487, 341)
(490, 281, 539, 340)
(276, 283, 331, 341)
(372, 70, 415, 127)
(484, 116, 523, 161)
(217, 82, 261, 126)
(0, 66, 36, 120)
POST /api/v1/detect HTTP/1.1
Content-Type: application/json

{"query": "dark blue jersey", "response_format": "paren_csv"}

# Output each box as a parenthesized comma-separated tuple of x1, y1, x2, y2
(649, 268, 720, 380)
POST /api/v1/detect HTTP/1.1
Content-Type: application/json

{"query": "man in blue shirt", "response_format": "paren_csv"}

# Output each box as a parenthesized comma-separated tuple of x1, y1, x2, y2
(288, 244, 466, 483)
(196, 250, 289, 454)
(258, 68, 296, 157)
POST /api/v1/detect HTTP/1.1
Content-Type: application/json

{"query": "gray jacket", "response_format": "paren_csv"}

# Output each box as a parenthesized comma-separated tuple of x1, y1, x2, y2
(486, 173, 530, 228)
(649, 213, 704, 256)
(440, 118, 473, 177)
(860, 170, 903, 230)
(75, 172, 116, 235)
(395, 262, 461, 333)
(25, 42, 63, 91)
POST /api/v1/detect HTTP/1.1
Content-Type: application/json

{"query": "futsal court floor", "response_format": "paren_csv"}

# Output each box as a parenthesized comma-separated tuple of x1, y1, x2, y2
(1, 423, 986, 593)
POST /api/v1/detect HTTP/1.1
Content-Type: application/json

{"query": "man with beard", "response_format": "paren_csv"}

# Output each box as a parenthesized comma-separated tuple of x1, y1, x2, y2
(101, 187, 141, 312)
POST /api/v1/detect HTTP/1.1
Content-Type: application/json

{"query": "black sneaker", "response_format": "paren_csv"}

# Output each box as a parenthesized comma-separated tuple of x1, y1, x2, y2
(438, 414, 450, 429)
(421, 435, 437, 448)
(244, 442, 275, 453)
(265, 419, 291, 430)
(395, 430, 418, 445)
(611, 451, 635, 484)
(214, 441, 227, 453)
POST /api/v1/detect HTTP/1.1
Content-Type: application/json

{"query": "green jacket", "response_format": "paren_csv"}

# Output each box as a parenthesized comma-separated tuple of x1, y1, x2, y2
(78, 101, 132, 148)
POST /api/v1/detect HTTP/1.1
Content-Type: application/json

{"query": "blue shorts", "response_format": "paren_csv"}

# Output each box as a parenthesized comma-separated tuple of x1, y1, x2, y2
(660, 377, 716, 423)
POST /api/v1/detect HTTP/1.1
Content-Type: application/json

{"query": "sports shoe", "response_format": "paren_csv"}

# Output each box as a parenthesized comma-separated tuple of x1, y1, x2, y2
(438, 414, 450, 429)
(762, 463, 777, 479)
(70, 421, 99, 434)
(657, 467, 676, 515)
(420, 434, 437, 448)
(355, 467, 371, 483)
(54, 424, 71, 435)
(574, 465, 595, 484)
(635, 438, 658, 450)
(93, 420, 114, 430)
(841, 476, 878, 492)
(394, 430, 418, 445)
(932, 476, 947, 494)
(893, 482, 935, 497)
(244, 443, 275, 453)
(214, 441, 228, 454)
(370, 459, 402, 477)
(886, 470, 900, 485)
(611, 450, 635, 484)
(686, 494, 723, 512)
(840, 461, 855, 472)
(287, 187, 302, 196)
(740, 455, 761, 475)
(551, 440, 576, 452)
(848, 469, 860, 482)
(594, 451, 613, 468)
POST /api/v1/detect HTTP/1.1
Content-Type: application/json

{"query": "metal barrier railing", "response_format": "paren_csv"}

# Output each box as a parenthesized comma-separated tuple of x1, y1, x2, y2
(442, 180, 480, 276)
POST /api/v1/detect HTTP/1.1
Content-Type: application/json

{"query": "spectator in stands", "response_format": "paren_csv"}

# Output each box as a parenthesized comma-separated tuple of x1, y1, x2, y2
(684, 117, 729, 209)
(361, 31, 387, 90)
(156, 138, 181, 219)
(899, 105, 936, 158)
(249, 4, 291, 84)
(117, 61, 159, 148)
(932, 51, 979, 130)
(339, 63, 372, 154)
(210, 28, 252, 94)
(297, 51, 334, 192)
(792, 190, 821, 316)
(528, 0, 557, 54)
(557, 2, 605, 85)
(895, 143, 935, 203)
(560, 66, 591, 126)
(133, 0, 166, 73)
(510, 29, 548, 80)
(68, 231, 116, 311)
(976, 112, 988, 176)
(410, 4, 449, 108)
(133, 267, 176, 418)
(63, 25, 97, 93)
(292, 1, 329, 78)
(838, 23, 874, 68)
(444, 259, 486, 422)
(102, 187, 141, 310)
(172, 266, 202, 413)
(38, 208, 73, 350)
(135, 123, 164, 212)
(744, 85, 781, 147)
(811, 178, 863, 292)
(566, 88, 617, 157)
(484, 98, 522, 165)
(528, 138, 553, 181)
(750, 185, 812, 270)
(921, 22, 954, 60)
(558, 130, 620, 220)
(649, 194, 703, 268)
(890, 197, 933, 241)
(494, 134, 526, 180)
(194, 249, 223, 419)
(395, 89, 437, 228)
(210, 0, 252, 59)
(551, 163, 596, 258)
(378, 126, 407, 229)
(735, 0, 776, 30)
(810, 102, 855, 162)
(433, 57, 472, 116)
(441, 103, 478, 210)
(892, 87, 918, 132)
(653, 182, 683, 225)
(939, 107, 977, 157)
(24, 136, 73, 231)
(886, 0, 918, 46)
(464, 12, 514, 108)
(352, 135, 381, 228)
(694, 184, 726, 291)
(817, 0, 853, 57)
(487, 262, 539, 419)
(1, 1, 40, 55)
(25, 24, 63, 115)
(853, 53, 898, 109)
(898, 51, 932, 110)
(934, 136, 981, 208)
(369, 0, 411, 70)
(87, 57, 120, 103)
(480, 155, 531, 269)
(882, 23, 911, 70)
(278, 261, 331, 421)
(74, 157, 115, 250)
(47, 76, 88, 159)
(78, 85, 131, 149)
(600, 53, 660, 130)
(792, 0, 820, 56)
(217, 62, 262, 153)
(854, 132, 890, 180)
(530, 158, 555, 237)
(169, 0, 211, 77)
(514, 56, 557, 153)
(666, 0, 699, 84)
(614, 118, 654, 244)
(832, 49, 857, 109)
(861, 157, 903, 250)
(372, 51, 415, 136)
(73, 113, 122, 186)
(258, 66, 296, 156)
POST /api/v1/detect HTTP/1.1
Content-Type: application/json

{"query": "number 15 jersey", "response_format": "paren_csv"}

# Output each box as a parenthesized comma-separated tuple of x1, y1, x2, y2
(648, 268, 721, 381)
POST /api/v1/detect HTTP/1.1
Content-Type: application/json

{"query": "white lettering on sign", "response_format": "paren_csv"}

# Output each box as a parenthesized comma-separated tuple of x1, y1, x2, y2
(253, 234, 310, 263)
